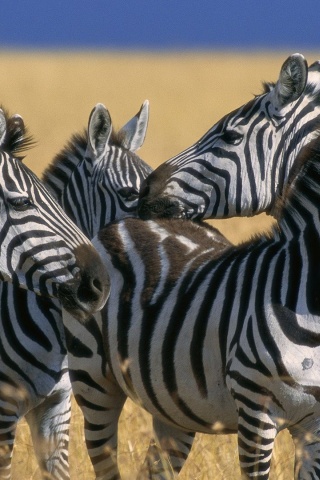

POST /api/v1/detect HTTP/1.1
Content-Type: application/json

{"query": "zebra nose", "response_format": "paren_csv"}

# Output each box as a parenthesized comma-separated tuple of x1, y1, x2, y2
(77, 275, 104, 304)
(58, 244, 110, 321)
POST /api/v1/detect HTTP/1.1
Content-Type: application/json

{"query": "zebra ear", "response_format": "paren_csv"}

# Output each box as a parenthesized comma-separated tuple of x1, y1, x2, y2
(273, 53, 308, 108)
(309, 60, 320, 72)
(0, 109, 6, 146)
(118, 100, 149, 152)
(88, 103, 112, 157)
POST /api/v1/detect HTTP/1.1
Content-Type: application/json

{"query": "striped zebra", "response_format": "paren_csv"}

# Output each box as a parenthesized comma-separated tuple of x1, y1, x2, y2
(64, 53, 320, 479)
(138, 53, 320, 221)
(0, 101, 152, 479)
(0, 105, 108, 316)
(77, 131, 320, 479)
(44, 100, 151, 238)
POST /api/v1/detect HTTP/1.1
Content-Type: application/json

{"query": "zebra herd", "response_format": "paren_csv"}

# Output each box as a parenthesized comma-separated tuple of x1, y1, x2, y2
(1, 52, 320, 480)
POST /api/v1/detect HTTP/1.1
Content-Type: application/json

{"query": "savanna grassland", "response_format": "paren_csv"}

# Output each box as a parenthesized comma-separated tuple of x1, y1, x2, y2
(2, 49, 319, 479)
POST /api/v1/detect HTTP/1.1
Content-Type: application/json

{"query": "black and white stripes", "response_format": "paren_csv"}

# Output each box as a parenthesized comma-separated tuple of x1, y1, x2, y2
(0, 106, 108, 317)
(138, 54, 320, 222)
(84, 133, 320, 479)
(0, 101, 150, 479)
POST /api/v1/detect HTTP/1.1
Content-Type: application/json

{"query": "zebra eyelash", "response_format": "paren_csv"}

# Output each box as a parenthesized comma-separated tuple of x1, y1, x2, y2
(8, 196, 33, 211)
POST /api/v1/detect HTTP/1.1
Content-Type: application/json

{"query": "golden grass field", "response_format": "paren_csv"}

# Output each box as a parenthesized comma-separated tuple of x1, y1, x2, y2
(2, 49, 319, 479)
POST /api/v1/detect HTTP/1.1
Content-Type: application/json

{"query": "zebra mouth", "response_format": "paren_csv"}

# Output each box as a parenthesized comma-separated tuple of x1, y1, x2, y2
(138, 197, 191, 220)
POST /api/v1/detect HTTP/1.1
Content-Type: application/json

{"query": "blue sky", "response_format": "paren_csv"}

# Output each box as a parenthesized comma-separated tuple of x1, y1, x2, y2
(1, 1, 319, 50)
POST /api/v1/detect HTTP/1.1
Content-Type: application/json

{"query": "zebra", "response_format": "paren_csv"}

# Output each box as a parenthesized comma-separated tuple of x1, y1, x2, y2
(0, 100, 152, 479)
(44, 100, 152, 238)
(65, 53, 320, 479)
(0, 105, 108, 317)
(138, 53, 320, 222)
(68, 130, 320, 480)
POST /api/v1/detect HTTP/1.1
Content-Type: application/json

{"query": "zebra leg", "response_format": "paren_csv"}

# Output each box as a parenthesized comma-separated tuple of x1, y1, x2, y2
(0, 415, 17, 480)
(139, 418, 195, 479)
(0, 378, 28, 480)
(289, 417, 320, 479)
(236, 406, 277, 479)
(71, 371, 127, 480)
(25, 386, 72, 480)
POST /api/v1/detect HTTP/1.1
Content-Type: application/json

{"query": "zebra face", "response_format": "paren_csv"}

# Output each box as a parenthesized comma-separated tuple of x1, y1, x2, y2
(138, 53, 320, 221)
(83, 101, 153, 236)
(0, 133, 110, 319)
(93, 147, 153, 226)
(44, 101, 152, 240)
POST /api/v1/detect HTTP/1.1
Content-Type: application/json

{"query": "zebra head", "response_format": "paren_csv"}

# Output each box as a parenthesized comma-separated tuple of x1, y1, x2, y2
(0, 108, 110, 321)
(43, 101, 152, 239)
(138, 53, 320, 220)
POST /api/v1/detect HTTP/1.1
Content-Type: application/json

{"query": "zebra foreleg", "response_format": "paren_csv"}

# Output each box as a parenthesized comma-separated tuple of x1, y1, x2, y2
(289, 416, 320, 479)
(25, 386, 72, 480)
(236, 405, 277, 479)
(0, 378, 28, 480)
(0, 416, 16, 480)
(139, 418, 195, 479)
(71, 371, 126, 480)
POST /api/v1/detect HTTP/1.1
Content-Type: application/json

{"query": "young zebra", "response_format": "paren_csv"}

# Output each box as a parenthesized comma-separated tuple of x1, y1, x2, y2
(138, 53, 320, 221)
(0, 101, 152, 479)
(78, 131, 320, 480)
(0, 106, 108, 317)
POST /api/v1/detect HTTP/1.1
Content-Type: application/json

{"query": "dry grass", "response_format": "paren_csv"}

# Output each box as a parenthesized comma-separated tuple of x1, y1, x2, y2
(2, 49, 315, 478)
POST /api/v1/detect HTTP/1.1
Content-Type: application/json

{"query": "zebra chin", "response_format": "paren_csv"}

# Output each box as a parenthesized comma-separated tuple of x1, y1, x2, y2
(57, 244, 110, 322)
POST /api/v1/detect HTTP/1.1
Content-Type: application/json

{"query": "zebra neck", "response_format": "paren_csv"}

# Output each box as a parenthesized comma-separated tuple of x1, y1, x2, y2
(270, 129, 319, 218)
(279, 157, 320, 242)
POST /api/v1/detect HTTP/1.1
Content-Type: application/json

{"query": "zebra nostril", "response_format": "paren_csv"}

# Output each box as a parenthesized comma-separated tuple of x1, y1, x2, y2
(77, 275, 101, 304)
(92, 277, 103, 294)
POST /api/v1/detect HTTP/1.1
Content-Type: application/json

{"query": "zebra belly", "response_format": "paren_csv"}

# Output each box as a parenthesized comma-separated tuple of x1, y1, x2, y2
(110, 353, 238, 434)
(106, 310, 238, 434)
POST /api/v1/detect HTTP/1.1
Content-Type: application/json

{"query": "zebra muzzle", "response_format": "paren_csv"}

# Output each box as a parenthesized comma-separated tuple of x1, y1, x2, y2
(57, 243, 110, 321)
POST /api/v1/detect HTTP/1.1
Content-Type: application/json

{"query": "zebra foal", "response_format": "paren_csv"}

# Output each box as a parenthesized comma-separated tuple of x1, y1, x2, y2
(75, 131, 320, 479)
(0, 101, 152, 479)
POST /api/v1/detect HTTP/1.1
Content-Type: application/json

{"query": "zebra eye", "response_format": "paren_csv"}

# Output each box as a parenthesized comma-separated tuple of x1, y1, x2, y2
(220, 130, 243, 145)
(8, 196, 33, 211)
(118, 187, 139, 201)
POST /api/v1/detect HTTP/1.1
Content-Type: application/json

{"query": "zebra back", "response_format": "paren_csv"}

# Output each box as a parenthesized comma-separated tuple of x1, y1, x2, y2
(138, 53, 320, 221)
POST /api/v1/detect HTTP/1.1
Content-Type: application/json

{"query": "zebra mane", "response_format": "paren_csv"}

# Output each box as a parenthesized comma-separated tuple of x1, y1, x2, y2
(261, 81, 275, 94)
(0, 106, 35, 159)
(42, 124, 127, 198)
(273, 128, 320, 218)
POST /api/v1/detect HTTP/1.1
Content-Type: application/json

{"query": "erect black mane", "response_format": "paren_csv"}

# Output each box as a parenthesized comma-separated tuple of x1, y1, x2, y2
(0, 106, 35, 159)
(272, 128, 320, 218)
